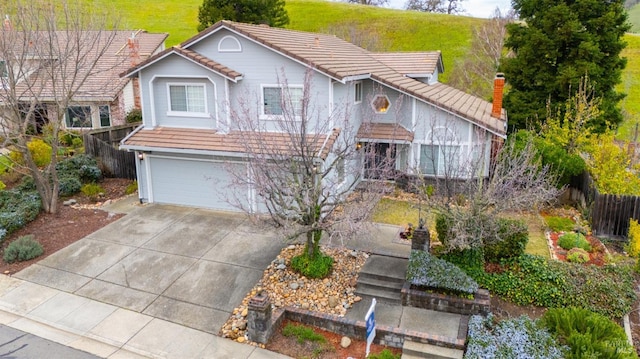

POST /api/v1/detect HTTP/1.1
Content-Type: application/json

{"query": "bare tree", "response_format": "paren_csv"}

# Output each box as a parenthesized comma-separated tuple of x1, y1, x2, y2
(0, 0, 122, 213)
(430, 137, 560, 251)
(227, 70, 394, 267)
(347, 0, 389, 6)
(324, 21, 389, 52)
(449, 8, 515, 98)
(405, 0, 465, 14)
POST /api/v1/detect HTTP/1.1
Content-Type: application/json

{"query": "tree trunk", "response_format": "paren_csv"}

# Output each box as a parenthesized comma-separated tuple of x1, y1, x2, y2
(304, 228, 323, 259)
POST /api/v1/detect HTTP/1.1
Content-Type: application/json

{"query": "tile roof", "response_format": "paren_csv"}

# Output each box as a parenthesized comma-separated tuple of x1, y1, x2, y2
(123, 21, 506, 137)
(357, 123, 414, 142)
(371, 52, 443, 76)
(4, 30, 167, 102)
(121, 126, 339, 159)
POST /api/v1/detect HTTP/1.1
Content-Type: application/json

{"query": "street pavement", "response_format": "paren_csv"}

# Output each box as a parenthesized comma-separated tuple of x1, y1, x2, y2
(0, 324, 100, 359)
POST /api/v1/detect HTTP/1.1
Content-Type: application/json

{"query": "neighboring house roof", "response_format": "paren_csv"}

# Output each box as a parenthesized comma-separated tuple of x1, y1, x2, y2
(371, 52, 444, 77)
(122, 20, 506, 137)
(357, 123, 414, 143)
(123, 127, 340, 159)
(4, 30, 167, 102)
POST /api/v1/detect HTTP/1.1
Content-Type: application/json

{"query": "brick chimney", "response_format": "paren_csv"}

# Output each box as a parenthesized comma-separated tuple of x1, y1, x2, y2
(491, 73, 505, 119)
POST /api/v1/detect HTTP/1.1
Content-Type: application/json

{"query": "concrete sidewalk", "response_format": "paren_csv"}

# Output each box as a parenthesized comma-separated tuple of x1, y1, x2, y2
(0, 275, 288, 358)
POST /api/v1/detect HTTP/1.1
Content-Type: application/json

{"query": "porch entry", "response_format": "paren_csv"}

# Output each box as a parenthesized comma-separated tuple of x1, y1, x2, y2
(363, 143, 408, 180)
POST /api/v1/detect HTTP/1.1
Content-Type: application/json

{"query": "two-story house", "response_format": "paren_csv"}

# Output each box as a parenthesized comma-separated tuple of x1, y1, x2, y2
(0, 29, 167, 131)
(120, 20, 507, 211)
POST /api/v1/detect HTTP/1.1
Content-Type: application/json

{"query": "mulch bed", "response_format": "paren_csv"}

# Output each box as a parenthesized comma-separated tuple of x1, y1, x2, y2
(548, 232, 608, 266)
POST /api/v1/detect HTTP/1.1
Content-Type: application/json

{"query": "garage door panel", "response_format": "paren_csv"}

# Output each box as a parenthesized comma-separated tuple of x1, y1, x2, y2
(148, 157, 243, 211)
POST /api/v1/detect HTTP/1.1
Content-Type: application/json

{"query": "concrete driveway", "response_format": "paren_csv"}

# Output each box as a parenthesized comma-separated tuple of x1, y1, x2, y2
(14, 203, 288, 335)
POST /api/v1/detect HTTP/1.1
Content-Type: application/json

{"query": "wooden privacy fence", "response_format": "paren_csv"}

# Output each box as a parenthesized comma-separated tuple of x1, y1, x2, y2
(570, 171, 640, 238)
(83, 123, 139, 180)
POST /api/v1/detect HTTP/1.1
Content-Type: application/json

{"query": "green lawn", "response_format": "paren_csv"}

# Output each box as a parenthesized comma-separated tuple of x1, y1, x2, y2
(617, 33, 640, 141)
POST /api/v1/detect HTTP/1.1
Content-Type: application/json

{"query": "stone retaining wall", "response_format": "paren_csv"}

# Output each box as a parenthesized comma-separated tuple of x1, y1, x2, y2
(258, 306, 466, 350)
(401, 283, 490, 316)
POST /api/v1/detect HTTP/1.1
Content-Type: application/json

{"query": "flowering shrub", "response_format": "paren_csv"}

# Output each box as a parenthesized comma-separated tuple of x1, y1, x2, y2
(407, 250, 478, 295)
(465, 314, 566, 359)
(627, 219, 640, 257)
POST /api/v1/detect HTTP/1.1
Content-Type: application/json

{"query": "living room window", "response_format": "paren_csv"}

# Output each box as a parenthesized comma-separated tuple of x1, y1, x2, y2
(420, 144, 459, 176)
(262, 86, 303, 117)
(66, 106, 92, 128)
(168, 83, 207, 115)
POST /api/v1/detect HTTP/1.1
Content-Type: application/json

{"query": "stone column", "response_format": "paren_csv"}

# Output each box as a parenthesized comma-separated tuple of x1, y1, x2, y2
(411, 227, 430, 252)
(247, 290, 272, 344)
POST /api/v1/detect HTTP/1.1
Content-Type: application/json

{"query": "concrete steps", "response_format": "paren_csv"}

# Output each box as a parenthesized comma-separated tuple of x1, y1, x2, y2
(402, 341, 464, 359)
(355, 255, 408, 305)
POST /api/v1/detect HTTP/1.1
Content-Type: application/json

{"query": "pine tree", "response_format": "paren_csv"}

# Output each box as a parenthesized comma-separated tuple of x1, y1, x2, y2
(501, 0, 629, 132)
(197, 0, 289, 32)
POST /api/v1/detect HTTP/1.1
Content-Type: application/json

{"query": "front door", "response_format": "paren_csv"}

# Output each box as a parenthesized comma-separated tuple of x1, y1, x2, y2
(364, 143, 396, 180)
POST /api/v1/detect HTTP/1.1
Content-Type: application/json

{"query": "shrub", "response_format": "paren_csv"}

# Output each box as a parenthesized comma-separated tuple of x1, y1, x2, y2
(566, 248, 589, 263)
(59, 176, 82, 196)
(545, 216, 575, 232)
(125, 181, 138, 195)
(540, 308, 637, 359)
(125, 108, 143, 123)
(81, 183, 104, 200)
(470, 254, 637, 318)
(282, 323, 326, 344)
(56, 155, 101, 183)
(558, 232, 591, 251)
(60, 131, 81, 147)
(484, 219, 529, 263)
(465, 314, 566, 359)
(368, 349, 400, 359)
(16, 176, 35, 192)
(3, 235, 43, 263)
(9, 139, 53, 168)
(290, 252, 333, 279)
(407, 250, 478, 295)
(71, 137, 83, 149)
(626, 219, 640, 257)
(438, 247, 484, 272)
(435, 212, 453, 245)
(0, 190, 41, 237)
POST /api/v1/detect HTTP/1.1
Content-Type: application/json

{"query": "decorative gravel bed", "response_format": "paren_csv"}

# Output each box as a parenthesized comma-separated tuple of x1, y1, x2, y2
(220, 244, 368, 346)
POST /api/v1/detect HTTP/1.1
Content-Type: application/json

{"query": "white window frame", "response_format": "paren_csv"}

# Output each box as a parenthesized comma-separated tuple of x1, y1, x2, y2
(260, 84, 304, 119)
(354, 81, 362, 104)
(371, 94, 391, 114)
(218, 35, 242, 52)
(166, 82, 209, 118)
(419, 144, 461, 176)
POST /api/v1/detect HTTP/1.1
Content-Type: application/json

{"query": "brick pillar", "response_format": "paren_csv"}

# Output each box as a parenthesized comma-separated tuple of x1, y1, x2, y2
(247, 290, 272, 344)
(411, 227, 430, 252)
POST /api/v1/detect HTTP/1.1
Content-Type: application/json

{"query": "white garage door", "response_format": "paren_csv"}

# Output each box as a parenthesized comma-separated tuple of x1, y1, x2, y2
(148, 156, 244, 211)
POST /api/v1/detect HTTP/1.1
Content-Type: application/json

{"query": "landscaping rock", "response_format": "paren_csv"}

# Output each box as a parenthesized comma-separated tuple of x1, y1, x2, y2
(340, 336, 351, 348)
(289, 282, 299, 290)
(328, 296, 339, 308)
(63, 199, 77, 206)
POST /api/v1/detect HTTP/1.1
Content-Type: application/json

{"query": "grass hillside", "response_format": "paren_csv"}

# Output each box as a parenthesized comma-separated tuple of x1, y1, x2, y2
(99, 0, 639, 137)
(628, 3, 640, 33)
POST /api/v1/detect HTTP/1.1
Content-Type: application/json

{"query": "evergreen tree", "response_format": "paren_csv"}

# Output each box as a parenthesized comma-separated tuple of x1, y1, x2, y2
(197, 0, 289, 32)
(501, 0, 629, 132)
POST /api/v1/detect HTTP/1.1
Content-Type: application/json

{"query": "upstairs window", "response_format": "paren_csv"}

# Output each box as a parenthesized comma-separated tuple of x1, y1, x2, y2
(66, 106, 92, 128)
(0, 60, 7, 78)
(262, 86, 303, 117)
(372, 94, 390, 114)
(354, 82, 362, 103)
(168, 83, 207, 115)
